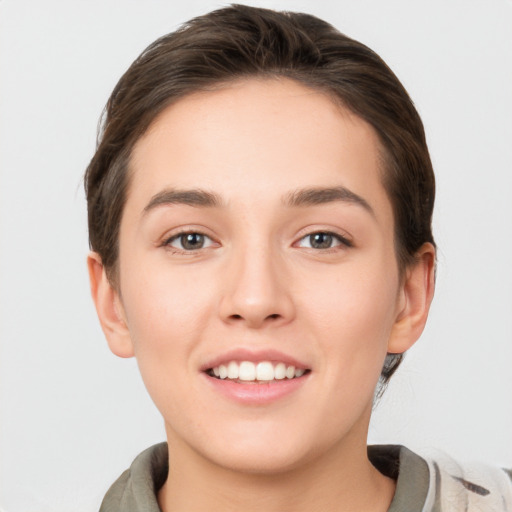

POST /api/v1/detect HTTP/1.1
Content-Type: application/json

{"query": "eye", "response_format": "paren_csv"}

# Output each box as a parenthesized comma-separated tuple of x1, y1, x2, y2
(165, 232, 214, 251)
(297, 231, 352, 250)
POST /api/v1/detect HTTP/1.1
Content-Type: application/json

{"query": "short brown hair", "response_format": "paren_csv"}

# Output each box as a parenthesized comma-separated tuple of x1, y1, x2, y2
(85, 4, 435, 387)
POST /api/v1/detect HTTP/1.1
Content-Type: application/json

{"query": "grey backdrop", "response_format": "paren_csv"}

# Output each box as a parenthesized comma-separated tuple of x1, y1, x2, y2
(1, 0, 511, 510)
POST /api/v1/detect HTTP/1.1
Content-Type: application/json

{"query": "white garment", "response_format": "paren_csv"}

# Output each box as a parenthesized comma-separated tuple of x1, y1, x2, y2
(422, 452, 512, 512)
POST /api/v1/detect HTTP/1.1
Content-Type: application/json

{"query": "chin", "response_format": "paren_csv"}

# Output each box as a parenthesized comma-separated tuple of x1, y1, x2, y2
(184, 418, 336, 476)
(205, 441, 312, 475)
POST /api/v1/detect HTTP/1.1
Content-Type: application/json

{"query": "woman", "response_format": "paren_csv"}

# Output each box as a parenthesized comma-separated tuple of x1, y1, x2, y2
(85, 5, 511, 511)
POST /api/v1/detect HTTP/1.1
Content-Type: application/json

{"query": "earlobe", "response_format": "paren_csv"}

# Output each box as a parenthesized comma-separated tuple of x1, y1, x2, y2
(387, 243, 436, 354)
(87, 252, 135, 358)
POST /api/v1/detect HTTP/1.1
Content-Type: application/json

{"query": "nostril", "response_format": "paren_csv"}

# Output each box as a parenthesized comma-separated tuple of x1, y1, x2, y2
(228, 313, 280, 322)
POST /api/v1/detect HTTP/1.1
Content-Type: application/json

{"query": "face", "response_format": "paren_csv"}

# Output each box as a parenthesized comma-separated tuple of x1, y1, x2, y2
(108, 79, 412, 473)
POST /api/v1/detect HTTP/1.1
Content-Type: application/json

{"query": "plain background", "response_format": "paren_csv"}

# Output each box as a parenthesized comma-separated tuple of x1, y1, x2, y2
(1, 0, 511, 510)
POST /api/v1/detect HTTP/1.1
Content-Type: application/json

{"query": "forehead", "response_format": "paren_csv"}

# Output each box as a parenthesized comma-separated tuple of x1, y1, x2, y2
(126, 78, 391, 224)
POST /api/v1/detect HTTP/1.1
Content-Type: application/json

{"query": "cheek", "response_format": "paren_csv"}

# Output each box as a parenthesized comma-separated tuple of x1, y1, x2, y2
(300, 259, 399, 373)
(117, 264, 220, 422)
(119, 260, 217, 360)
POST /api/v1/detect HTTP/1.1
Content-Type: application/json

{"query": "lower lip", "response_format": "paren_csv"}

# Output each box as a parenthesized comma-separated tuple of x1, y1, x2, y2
(202, 373, 310, 404)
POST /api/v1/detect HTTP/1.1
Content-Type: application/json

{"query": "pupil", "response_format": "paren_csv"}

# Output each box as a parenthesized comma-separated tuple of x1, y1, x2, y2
(311, 233, 332, 249)
(182, 233, 204, 250)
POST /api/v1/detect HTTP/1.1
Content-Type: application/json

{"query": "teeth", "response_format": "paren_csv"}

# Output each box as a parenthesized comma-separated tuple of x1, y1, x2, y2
(285, 365, 295, 379)
(227, 361, 239, 379)
(274, 362, 286, 380)
(239, 361, 256, 381)
(256, 362, 274, 381)
(209, 360, 307, 382)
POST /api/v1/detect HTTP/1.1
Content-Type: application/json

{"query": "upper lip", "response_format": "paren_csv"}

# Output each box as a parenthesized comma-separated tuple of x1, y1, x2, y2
(200, 348, 310, 372)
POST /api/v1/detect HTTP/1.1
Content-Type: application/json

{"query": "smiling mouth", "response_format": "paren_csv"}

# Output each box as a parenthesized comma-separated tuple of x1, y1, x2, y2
(206, 360, 310, 383)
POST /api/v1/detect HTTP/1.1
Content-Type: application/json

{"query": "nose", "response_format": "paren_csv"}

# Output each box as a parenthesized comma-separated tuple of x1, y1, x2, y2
(219, 244, 295, 329)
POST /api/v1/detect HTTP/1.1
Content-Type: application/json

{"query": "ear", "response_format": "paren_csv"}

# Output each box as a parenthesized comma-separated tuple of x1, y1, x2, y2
(387, 243, 436, 354)
(87, 252, 134, 358)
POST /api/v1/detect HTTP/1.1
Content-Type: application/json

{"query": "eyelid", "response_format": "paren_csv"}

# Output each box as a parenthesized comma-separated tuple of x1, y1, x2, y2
(160, 227, 219, 252)
(158, 226, 352, 253)
(294, 229, 353, 249)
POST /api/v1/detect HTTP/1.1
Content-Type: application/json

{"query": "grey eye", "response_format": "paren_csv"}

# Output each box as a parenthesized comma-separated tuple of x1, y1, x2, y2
(167, 232, 213, 250)
(180, 233, 205, 250)
(308, 233, 334, 249)
(297, 232, 351, 249)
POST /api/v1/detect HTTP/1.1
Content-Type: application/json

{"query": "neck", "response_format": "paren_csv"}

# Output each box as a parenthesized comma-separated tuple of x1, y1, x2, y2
(158, 424, 395, 512)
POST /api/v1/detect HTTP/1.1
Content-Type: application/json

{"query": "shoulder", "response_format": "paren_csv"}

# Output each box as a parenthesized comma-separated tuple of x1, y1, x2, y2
(369, 445, 512, 512)
(423, 451, 512, 511)
(99, 443, 168, 512)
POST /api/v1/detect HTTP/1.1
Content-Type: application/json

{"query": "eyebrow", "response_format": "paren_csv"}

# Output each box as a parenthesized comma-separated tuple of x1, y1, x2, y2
(284, 186, 374, 216)
(142, 185, 374, 216)
(143, 188, 223, 214)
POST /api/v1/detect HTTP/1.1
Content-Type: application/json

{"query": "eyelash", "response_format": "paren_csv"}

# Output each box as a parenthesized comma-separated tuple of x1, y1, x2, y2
(295, 231, 353, 250)
(162, 230, 216, 253)
(161, 230, 352, 253)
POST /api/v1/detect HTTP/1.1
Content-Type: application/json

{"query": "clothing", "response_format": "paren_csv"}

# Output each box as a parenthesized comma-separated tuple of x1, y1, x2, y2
(99, 443, 512, 511)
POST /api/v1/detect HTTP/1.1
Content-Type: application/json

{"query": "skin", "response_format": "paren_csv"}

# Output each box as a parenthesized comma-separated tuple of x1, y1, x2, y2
(89, 78, 435, 512)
